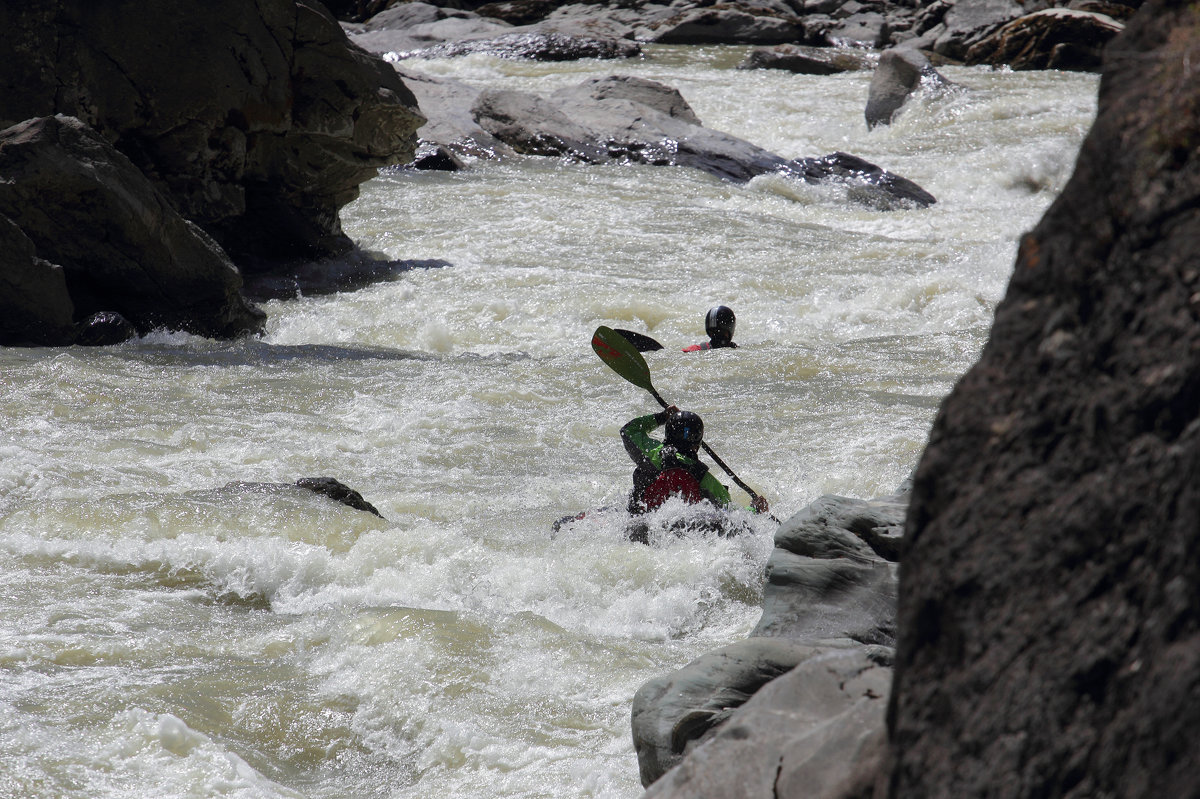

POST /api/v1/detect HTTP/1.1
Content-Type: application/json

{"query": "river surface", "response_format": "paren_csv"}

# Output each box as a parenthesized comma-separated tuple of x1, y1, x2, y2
(1, 46, 1096, 799)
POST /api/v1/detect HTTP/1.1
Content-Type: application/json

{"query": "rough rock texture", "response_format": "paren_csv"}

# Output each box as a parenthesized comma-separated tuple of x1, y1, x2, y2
(888, 2, 1200, 797)
(644, 649, 891, 799)
(964, 8, 1124, 70)
(633, 489, 907, 791)
(0, 0, 424, 266)
(0, 116, 266, 341)
(0, 214, 77, 347)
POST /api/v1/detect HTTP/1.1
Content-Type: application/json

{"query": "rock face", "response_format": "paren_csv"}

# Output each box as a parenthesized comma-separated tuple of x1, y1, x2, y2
(0, 0, 424, 265)
(633, 489, 906, 793)
(0, 116, 265, 343)
(888, 2, 1200, 797)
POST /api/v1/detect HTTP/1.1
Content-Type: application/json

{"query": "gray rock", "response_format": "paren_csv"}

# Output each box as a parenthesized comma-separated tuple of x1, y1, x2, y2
(643, 648, 891, 799)
(0, 116, 265, 339)
(631, 639, 821, 786)
(647, 6, 807, 44)
(633, 488, 908, 787)
(394, 65, 518, 159)
(926, 0, 1050, 59)
(865, 47, 959, 129)
(407, 30, 641, 59)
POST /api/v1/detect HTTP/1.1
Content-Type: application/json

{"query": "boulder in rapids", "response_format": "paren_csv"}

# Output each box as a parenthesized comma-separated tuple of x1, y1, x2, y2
(865, 47, 960, 129)
(738, 44, 877, 74)
(632, 488, 907, 788)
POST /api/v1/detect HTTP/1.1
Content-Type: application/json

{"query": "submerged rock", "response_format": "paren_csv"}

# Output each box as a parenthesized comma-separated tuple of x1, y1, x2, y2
(296, 477, 384, 518)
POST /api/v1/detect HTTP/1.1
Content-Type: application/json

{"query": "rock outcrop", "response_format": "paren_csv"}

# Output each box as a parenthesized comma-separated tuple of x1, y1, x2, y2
(888, 1, 1200, 796)
(346, 0, 1138, 72)
(0, 0, 424, 266)
(0, 116, 265, 344)
(633, 489, 906, 792)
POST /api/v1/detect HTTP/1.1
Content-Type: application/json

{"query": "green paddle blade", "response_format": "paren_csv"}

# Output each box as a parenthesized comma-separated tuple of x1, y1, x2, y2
(592, 326, 655, 393)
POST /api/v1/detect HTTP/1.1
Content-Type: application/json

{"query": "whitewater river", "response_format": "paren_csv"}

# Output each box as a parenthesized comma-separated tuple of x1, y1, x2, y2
(1, 46, 1096, 799)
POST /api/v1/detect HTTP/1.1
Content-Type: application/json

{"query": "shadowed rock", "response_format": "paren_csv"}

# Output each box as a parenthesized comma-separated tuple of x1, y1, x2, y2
(738, 44, 876, 74)
(0, 0, 425, 266)
(0, 116, 265, 341)
(964, 8, 1124, 70)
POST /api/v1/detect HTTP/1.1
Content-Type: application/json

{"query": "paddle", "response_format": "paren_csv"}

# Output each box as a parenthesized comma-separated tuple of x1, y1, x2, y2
(613, 328, 663, 352)
(591, 325, 769, 511)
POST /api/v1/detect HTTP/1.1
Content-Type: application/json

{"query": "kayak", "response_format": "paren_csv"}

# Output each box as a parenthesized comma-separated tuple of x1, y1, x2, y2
(552, 500, 755, 544)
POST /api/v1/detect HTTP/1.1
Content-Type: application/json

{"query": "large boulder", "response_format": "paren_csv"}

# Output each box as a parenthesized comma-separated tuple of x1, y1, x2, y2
(643, 648, 892, 799)
(457, 74, 936, 204)
(963, 8, 1124, 70)
(0, 116, 265, 340)
(888, 2, 1200, 796)
(0, 0, 424, 266)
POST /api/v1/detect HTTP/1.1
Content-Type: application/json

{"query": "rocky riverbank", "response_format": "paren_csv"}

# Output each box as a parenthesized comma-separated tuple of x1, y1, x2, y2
(1, 0, 1134, 347)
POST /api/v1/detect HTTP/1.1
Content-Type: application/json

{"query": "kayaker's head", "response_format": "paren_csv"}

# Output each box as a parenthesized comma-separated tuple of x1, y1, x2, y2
(665, 409, 704, 454)
(705, 305, 736, 344)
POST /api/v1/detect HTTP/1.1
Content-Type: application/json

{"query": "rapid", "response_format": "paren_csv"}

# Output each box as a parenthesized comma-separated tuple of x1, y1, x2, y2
(0, 46, 1097, 799)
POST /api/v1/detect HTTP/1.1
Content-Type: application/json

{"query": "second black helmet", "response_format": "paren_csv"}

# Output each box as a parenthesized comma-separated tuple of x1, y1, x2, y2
(705, 306, 736, 343)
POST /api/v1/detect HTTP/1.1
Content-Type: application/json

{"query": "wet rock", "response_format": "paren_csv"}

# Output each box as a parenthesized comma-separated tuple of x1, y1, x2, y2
(240, 253, 451, 301)
(0, 116, 265, 340)
(346, 2, 513, 53)
(865, 47, 959, 129)
(646, 6, 807, 45)
(393, 65, 518, 160)
(964, 8, 1124, 70)
(787, 152, 938, 208)
(296, 477, 384, 517)
(410, 142, 466, 171)
(738, 43, 876, 74)
(409, 30, 641, 59)
(0, 0, 425, 266)
(462, 74, 936, 203)
(889, 2, 1200, 795)
(75, 312, 138, 347)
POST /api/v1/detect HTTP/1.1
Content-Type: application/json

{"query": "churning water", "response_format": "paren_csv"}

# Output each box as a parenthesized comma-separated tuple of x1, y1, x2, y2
(0, 46, 1096, 799)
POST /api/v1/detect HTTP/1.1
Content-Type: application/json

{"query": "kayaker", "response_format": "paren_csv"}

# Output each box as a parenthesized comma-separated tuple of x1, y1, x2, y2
(682, 306, 738, 352)
(621, 405, 768, 514)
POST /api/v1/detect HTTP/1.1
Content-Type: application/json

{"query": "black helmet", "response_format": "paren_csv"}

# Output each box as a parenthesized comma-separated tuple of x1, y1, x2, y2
(705, 306, 736, 343)
(665, 410, 704, 450)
